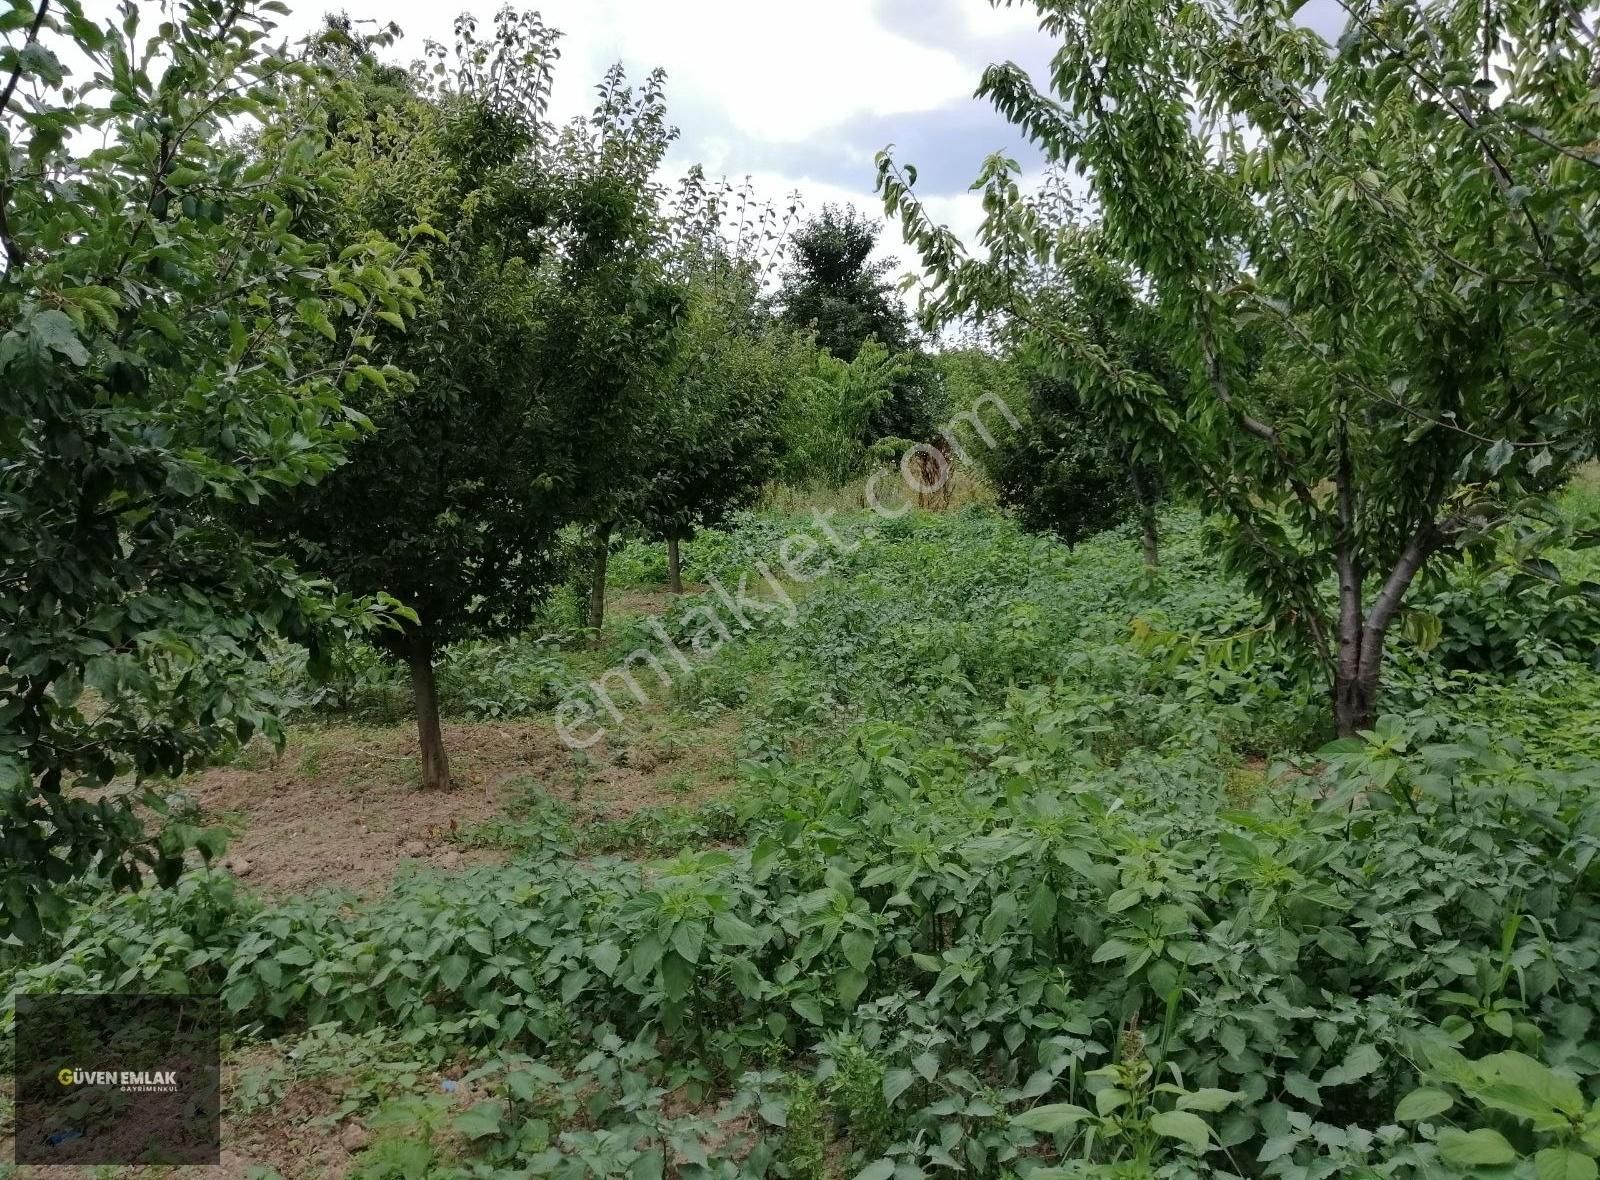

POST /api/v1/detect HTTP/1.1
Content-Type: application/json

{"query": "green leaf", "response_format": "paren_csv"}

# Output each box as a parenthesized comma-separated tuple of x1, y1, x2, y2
(454, 1101, 504, 1139)
(1437, 1128, 1517, 1167)
(222, 976, 258, 1012)
(1534, 1148, 1599, 1180)
(840, 930, 874, 971)
(853, 1161, 895, 1180)
(29, 309, 89, 365)
(1283, 1071, 1321, 1104)
(791, 995, 826, 1025)
(1107, 886, 1142, 912)
(437, 954, 470, 991)
(1321, 1042, 1381, 1086)
(1092, 937, 1136, 963)
(1177, 1088, 1243, 1113)
(660, 952, 693, 1002)
(1013, 1103, 1092, 1133)
(1395, 1087, 1455, 1121)
(1479, 1052, 1587, 1117)
(836, 966, 867, 1007)
(670, 920, 704, 964)
(296, 298, 336, 342)
(883, 1068, 916, 1105)
(1150, 1109, 1212, 1150)
(712, 913, 762, 946)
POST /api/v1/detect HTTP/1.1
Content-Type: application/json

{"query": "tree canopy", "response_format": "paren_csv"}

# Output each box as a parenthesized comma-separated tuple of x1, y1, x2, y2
(881, 0, 1600, 734)
(638, 189, 800, 590)
(776, 204, 943, 445)
(259, 11, 683, 788)
(0, 0, 419, 937)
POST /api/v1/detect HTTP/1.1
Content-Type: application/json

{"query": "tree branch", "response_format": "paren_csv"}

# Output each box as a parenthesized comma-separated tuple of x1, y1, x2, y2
(1199, 324, 1322, 519)
(1357, 519, 1438, 689)
(0, 0, 51, 275)
(0, 0, 49, 119)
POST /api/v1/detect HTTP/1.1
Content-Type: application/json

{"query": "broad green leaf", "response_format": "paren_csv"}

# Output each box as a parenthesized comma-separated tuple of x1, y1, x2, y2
(437, 955, 470, 991)
(1395, 1088, 1455, 1122)
(840, 930, 874, 971)
(1150, 1109, 1212, 1151)
(1012, 1103, 1092, 1133)
(1437, 1128, 1517, 1167)
(454, 1101, 504, 1139)
(1177, 1088, 1243, 1113)
(1534, 1148, 1599, 1180)
(1322, 1043, 1381, 1086)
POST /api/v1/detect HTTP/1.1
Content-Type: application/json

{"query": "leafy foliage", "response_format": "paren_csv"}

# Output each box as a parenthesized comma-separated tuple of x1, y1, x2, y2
(978, 352, 1165, 554)
(778, 341, 913, 488)
(258, 11, 683, 784)
(636, 188, 805, 573)
(879, 0, 1600, 733)
(11, 507, 1600, 1177)
(775, 204, 943, 446)
(0, 0, 418, 940)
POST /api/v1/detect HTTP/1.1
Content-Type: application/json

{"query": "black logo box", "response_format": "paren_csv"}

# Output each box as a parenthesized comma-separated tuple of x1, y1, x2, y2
(11, 994, 221, 1165)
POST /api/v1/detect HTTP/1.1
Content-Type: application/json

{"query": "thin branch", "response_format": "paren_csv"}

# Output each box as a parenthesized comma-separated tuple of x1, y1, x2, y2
(0, 0, 51, 275)
(0, 0, 50, 119)
(1199, 323, 1323, 519)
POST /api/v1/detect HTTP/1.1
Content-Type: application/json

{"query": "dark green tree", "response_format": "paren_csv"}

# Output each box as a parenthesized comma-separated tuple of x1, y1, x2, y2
(636, 176, 799, 592)
(551, 66, 685, 640)
(883, 0, 1600, 735)
(986, 245, 1173, 565)
(0, 0, 419, 938)
(983, 361, 1165, 564)
(775, 204, 941, 445)
(776, 204, 909, 359)
(267, 12, 679, 787)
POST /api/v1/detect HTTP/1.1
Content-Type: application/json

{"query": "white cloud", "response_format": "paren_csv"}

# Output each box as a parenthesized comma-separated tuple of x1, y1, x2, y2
(534, 0, 976, 141)
(71, 0, 1049, 280)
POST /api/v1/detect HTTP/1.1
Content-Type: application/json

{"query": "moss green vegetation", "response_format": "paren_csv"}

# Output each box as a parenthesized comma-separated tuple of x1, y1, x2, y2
(6, 500, 1600, 1177)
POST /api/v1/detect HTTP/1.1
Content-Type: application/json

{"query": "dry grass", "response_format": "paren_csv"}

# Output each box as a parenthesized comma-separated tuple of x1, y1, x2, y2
(761, 460, 996, 515)
(184, 705, 741, 898)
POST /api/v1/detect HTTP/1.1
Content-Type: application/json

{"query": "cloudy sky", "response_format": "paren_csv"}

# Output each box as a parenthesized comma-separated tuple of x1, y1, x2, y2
(79, 0, 1348, 275)
(275, 0, 1069, 273)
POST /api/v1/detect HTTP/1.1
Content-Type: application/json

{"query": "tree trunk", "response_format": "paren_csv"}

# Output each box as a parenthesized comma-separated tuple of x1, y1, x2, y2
(1329, 523, 1437, 737)
(1332, 668, 1376, 738)
(407, 634, 451, 790)
(587, 521, 613, 639)
(1128, 463, 1159, 569)
(666, 534, 683, 594)
(1138, 508, 1159, 570)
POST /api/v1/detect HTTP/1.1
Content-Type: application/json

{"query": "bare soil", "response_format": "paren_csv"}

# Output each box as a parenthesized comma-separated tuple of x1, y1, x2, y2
(188, 709, 741, 899)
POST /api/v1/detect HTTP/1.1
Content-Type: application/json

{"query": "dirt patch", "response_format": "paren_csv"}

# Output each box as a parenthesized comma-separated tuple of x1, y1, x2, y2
(218, 1071, 350, 1180)
(608, 586, 706, 619)
(566, 710, 742, 818)
(188, 712, 741, 898)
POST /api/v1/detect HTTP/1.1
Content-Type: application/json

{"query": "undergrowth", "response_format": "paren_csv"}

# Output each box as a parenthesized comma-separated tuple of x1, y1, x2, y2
(6, 505, 1600, 1179)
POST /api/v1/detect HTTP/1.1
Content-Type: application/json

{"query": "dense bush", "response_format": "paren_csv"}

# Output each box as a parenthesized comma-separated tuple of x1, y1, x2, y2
(9, 509, 1600, 1177)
